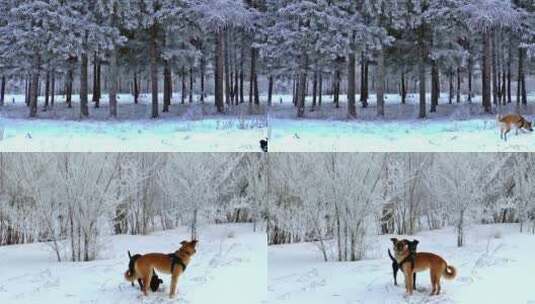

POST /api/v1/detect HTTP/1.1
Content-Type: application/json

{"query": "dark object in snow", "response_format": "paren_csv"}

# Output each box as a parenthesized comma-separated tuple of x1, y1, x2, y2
(280, 98, 283, 104)
(388, 239, 417, 287)
(127, 251, 163, 292)
(293, 133, 300, 139)
(260, 138, 268, 152)
(26, 133, 32, 139)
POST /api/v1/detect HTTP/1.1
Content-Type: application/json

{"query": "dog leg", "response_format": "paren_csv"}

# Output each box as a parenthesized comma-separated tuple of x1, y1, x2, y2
(169, 274, 179, 298)
(413, 272, 416, 290)
(393, 263, 398, 286)
(430, 271, 436, 295)
(142, 274, 150, 296)
(435, 272, 442, 295)
(407, 270, 414, 295)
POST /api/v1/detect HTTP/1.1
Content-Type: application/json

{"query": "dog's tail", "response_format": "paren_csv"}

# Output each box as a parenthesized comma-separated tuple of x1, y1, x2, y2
(125, 251, 138, 282)
(387, 249, 396, 262)
(443, 264, 457, 280)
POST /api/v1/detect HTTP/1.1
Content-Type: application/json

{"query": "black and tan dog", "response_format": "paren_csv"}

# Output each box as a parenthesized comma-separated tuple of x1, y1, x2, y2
(388, 239, 417, 288)
(391, 238, 456, 296)
(125, 240, 198, 298)
(127, 251, 163, 292)
(497, 114, 534, 141)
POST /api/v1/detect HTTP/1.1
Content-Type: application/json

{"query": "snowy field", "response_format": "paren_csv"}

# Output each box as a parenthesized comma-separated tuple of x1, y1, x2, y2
(0, 94, 268, 152)
(269, 93, 535, 152)
(268, 224, 535, 304)
(2, 92, 535, 151)
(0, 224, 267, 304)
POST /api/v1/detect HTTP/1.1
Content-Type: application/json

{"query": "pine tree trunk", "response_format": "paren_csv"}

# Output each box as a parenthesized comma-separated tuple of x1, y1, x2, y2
(449, 70, 454, 104)
(457, 67, 461, 103)
(254, 72, 260, 105)
(360, 51, 369, 108)
(29, 55, 40, 118)
(80, 47, 89, 118)
(492, 31, 498, 106)
(318, 73, 323, 107)
(109, 49, 118, 118)
(376, 49, 385, 117)
(182, 67, 186, 104)
(347, 51, 357, 118)
(239, 47, 244, 104)
(268, 75, 273, 107)
(430, 61, 439, 112)
(312, 71, 317, 110)
(518, 48, 527, 105)
(401, 71, 406, 104)
(482, 31, 492, 112)
(249, 48, 257, 104)
(189, 66, 194, 103)
(468, 54, 473, 102)
(225, 31, 231, 105)
(201, 53, 206, 103)
(334, 68, 340, 109)
(133, 72, 139, 104)
(0, 76, 5, 106)
(507, 43, 512, 104)
(149, 24, 159, 118)
(44, 71, 50, 110)
(50, 72, 55, 107)
(418, 34, 426, 118)
(92, 52, 100, 106)
(297, 55, 308, 118)
(25, 77, 30, 106)
(67, 64, 73, 108)
(215, 29, 225, 112)
(163, 60, 171, 112)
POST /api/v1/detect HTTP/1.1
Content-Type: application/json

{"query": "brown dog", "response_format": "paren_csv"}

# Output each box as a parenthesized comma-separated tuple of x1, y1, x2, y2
(497, 114, 534, 141)
(391, 238, 456, 296)
(124, 240, 198, 298)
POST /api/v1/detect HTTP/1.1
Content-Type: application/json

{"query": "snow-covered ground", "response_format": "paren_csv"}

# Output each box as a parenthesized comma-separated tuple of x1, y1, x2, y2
(2, 92, 535, 151)
(269, 93, 535, 152)
(268, 224, 535, 304)
(0, 224, 267, 304)
(0, 94, 268, 152)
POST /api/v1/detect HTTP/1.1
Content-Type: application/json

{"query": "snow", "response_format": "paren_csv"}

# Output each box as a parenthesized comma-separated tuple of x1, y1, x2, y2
(0, 94, 268, 152)
(0, 223, 267, 304)
(269, 93, 535, 152)
(2, 92, 535, 152)
(268, 224, 535, 304)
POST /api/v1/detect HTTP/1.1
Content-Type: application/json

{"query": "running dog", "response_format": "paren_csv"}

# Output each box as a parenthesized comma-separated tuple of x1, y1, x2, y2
(124, 240, 198, 298)
(388, 239, 417, 288)
(497, 114, 534, 141)
(391, 238, 456, 296)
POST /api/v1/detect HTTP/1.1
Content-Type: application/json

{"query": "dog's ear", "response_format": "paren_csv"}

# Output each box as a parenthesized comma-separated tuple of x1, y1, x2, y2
(390, 238, 398, 244)
(180, 240, 188, 246)
(413, 239, 419, 245)
(191, 240, 198, 247)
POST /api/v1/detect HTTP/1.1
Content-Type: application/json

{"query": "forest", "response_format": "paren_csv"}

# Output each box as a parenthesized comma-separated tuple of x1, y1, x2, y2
(0, 0, 534, 120)
(0, 153, 267, 261)
(267, 153, 535, 261)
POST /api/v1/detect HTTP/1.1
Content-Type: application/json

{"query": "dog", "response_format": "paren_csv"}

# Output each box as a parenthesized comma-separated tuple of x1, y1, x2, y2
(391, 238, 456, 296)
(260, 138, 268, 152)
(387, 239, 416, 288)
(124, 240, 197, 298)
(127, 251, 163, 292)
(497, 114, 534, 141)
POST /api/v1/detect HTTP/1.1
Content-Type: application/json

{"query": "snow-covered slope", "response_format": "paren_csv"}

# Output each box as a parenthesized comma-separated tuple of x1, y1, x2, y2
(268, 224, 535, 304)
(0, 224, 267, 304)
